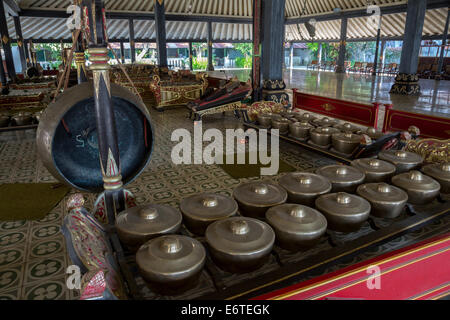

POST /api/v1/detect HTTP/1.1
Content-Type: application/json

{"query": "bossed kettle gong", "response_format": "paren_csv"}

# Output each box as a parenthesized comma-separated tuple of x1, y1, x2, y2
(37, 82, 154, 192)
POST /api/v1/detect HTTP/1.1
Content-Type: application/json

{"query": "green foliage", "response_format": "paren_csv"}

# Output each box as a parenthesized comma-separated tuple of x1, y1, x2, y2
(234, 43, 253, 57)
(193, 57, 207, 70)
(384, 47, 402, 64)
(35, 43, 63, 62)
(305, 42, 339, 61)
(306, 42, 319, 59)
(345, 41, 376, 63)
(235, 57, 252, 68)
(322, 43, 339, 61)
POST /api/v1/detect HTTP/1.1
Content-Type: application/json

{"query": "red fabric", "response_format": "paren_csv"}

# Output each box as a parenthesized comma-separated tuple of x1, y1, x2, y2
(254, 233, 450, 300)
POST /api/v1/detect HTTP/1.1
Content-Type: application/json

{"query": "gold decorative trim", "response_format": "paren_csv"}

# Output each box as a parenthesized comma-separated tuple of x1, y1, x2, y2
(322, 103, 335, 111)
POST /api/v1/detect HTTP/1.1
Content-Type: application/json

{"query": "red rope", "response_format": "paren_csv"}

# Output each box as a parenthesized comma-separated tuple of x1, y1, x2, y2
(61, 118, 70, 134)
(144, 117, 148, 148)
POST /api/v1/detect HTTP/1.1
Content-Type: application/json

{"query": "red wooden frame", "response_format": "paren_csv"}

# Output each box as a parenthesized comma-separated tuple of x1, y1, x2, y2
(292, 89, 380, 128)
(382, 105, 450, 139)
(253, 233, 450, 300)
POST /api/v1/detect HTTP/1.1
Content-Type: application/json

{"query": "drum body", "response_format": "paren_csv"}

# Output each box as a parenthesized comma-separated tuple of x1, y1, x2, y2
(37, 82, 153, 192)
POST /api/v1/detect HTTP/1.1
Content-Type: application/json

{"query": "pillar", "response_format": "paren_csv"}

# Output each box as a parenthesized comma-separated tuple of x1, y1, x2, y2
(335, 18, 348, 74)
(188, 41, 193, 71)
(252, 0, 263, 102)
(0, 52, 8, 93)
(289, 42, 294, 69)
(155, 0, 168, 67)
(390, 0, 427, 95)
(372, 16, 382, 76)
(317, 42, 322, 64)
(207, 21, 214, 71)
(379, 40, 386, 68)
(0, 0, 16, 81)
(13, 16, 27, 73)
(29, 40, 37, 67)
(120, 41, 125, 63)
(128, 19, 136, 63)
(261, 0, 289, 105)
(24, 41, 30, 67)
(436, 8, 450, 79)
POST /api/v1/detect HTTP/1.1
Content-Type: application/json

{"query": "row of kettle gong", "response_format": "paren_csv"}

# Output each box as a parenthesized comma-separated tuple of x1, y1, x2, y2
(257, 111, 385, 154)
(114, 149, 447, 294)
(0, 110, 42, 127)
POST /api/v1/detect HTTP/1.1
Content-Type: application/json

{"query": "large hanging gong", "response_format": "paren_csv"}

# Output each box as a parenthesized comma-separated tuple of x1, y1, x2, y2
(37, 82, 153, 192)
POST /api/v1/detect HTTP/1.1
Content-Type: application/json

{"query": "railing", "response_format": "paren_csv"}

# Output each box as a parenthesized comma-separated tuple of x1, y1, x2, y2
(292, 89, 381, 129)
(292, 89, 450, 139)
(382, 105, 450, 139)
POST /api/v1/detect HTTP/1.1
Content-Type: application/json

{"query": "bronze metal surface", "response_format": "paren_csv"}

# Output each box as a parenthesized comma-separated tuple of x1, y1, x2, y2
(233, 182, 287, 218)
(205, 217, 275, 273)
(278, 172, 332, 207)
(316, 165, 365, 193)
(331, 132, 362, 154)
(309, 127, 340, 146)
(315, 192, 371, 232)
(271, 117, 290, 134)
(12, 112, 33, 126)
(136, 235, 206, 294)
(365, 127, 384, 140)
(289, 121, 314, 139)
(334, 122, 359, 133)
(296, 112, 316, 122)
(378, 150, 423, 173)
(36, 81, 153, 192)
(0, 114, 10, 127)
(312, 117, 337, 127)
(180, 193, 238, 236)
(356, 183, 408, 218)
(257, 113, 272, 127)
(351, 158, 396, 182)
(265, 204, 327, 251)
(421, 163, 450, 195)
(392, 171, 441, 205)
(115, 204, 182, 251)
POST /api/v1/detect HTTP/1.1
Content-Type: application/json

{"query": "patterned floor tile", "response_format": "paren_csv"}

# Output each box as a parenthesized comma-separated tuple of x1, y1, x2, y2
(23, 255, 66, 286)
(0, 103, 448, 300)
(0, 231, 27, 248)
(0, 247, 25, 268)
(28, 238, 65, 260)
(21, 276, 69, 300)
(0, 264, 25, 292)
(0, 287, 21, 300)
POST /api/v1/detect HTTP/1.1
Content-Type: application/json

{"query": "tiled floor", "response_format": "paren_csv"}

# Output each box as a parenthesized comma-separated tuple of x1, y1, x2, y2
(0, 105, 448, 300)
(208, 68, 450, 118)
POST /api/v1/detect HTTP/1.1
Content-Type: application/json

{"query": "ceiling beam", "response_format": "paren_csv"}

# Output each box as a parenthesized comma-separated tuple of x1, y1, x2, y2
(3, 0, 20, 16)
(14, 38, 253, 44)
(19, 9, 253, 24)
(290, 33, 450, 43)
(286, 0, 449, 25)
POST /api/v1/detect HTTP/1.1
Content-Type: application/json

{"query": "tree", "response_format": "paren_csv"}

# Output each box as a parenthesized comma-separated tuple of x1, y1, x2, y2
(234, 43, 253, 58)
(345, 41, 376, 63)
(306, 42, 319, 60)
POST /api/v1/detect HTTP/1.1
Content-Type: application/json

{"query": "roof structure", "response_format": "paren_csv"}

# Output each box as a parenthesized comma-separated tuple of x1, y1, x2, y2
(4, 0, 450, 42)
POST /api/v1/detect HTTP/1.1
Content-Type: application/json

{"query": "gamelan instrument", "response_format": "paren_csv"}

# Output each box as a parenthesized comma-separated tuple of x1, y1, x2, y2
(37, 82, 153, 192)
